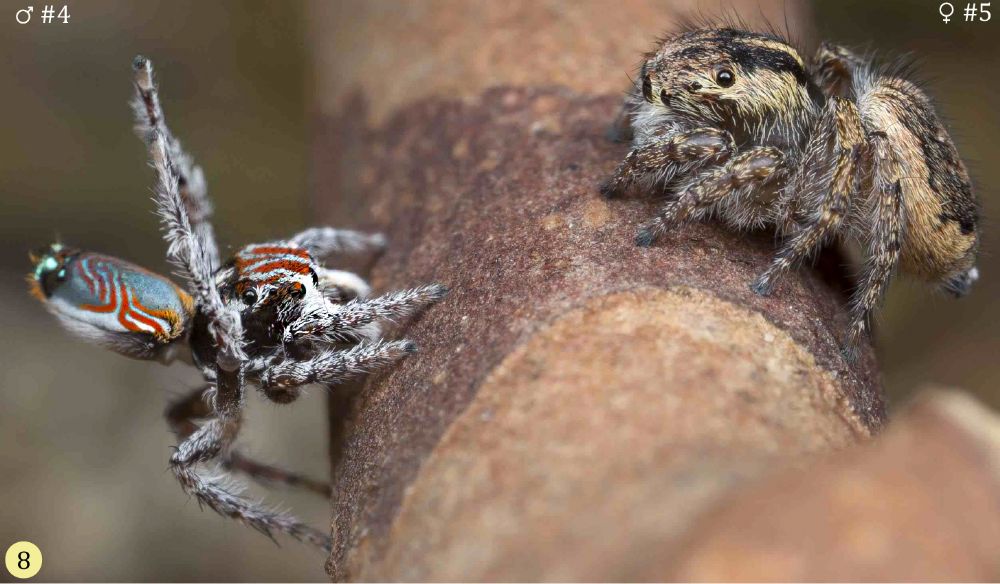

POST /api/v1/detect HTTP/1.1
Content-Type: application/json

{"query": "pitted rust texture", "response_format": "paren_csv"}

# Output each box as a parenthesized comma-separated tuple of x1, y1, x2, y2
(312, 87, 883, 579)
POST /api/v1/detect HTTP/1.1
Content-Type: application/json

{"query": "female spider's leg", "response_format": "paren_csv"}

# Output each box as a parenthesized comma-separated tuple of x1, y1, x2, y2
(289, 227, 387, 259)
(606, 100, 635, 143)
(168, 371, 332, 551)
(132, 56, 219, 268)
(286, 284, 449, 345)
(813, 42, 866, 98)
(845, 134, 903, 355)
(752, 98, 863, 295)
(164, 385, 332, 497)
(636, 146, 784, 247)
(261, 340, 417, 390)
(600, 128, 734, 198)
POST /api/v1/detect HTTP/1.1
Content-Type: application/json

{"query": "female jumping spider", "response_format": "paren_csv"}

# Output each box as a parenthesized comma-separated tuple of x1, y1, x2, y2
(601, 27, 980, 352)
(29, 57, 446, 551)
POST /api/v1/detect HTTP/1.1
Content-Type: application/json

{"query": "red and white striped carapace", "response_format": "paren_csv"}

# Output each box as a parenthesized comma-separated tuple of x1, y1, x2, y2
(210, 242, 334, 349)
(232, 243, 317, 298)
(29, 243, 194, 362)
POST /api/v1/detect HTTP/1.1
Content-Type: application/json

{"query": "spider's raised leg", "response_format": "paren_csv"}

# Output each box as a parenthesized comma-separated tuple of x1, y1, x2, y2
(599, 128, 734, 198)
(132, 56, 218, 268)
(813, 42, 866, 99)
(635, 146, 784, 246)
(165, 386, 331, 497)
(289, 227, 386, 260)
(752, 98, 865, 295)
(168, 370, 332, 550)
(846, 132, 903, 353)
(286, 284, 448, 345)
(133, 56, 244, 372)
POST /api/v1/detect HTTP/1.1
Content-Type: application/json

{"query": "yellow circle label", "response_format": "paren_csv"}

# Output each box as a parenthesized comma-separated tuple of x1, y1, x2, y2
(5, 541, 42, 579)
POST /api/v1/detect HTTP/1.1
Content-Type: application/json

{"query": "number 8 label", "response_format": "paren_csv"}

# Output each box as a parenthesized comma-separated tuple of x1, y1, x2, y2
(5, 542, 42, 579)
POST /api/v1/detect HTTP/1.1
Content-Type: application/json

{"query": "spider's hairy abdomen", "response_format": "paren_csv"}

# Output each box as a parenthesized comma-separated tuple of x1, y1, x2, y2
(855, 72, 979, 282)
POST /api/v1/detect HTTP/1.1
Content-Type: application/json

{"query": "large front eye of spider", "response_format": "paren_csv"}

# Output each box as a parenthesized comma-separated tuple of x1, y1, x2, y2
(241, 287, 258, 305)
(715, 68, 735, 88)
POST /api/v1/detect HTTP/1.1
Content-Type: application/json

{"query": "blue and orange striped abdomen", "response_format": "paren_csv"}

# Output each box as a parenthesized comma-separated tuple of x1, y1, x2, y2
(30, 244, 194, 355)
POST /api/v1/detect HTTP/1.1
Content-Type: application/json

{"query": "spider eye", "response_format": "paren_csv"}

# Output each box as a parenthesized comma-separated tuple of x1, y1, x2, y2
(716, 69, 735, 88)
(241, 288, 258, 305)
(642, 74, 653, 102)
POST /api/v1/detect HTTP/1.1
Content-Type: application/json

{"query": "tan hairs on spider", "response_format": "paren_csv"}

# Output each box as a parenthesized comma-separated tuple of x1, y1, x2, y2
(601, 25, 979, 356)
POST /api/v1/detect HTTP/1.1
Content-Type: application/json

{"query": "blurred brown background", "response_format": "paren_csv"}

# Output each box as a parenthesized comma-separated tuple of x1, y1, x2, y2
(0, 0, 996, 581)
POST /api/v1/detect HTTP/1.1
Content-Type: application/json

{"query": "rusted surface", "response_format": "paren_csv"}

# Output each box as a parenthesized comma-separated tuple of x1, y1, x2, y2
(306, 2, 887, 580)
(369, 288, 869, 581)
(664, 391, 1000, 581)
(313, 85, 882, 580)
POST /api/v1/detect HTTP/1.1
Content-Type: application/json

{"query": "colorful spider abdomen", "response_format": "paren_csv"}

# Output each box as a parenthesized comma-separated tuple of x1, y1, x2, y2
(30, 244, 194, 360)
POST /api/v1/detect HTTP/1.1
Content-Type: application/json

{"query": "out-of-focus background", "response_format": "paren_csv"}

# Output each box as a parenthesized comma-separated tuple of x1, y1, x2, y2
(0, 1, 996, 581)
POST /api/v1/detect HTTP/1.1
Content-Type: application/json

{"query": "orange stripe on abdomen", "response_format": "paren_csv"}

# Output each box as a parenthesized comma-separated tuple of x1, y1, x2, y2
(116, 281, 142, 332)
(130, 293, 176, 338)
(74, 261, 96, 296)
(81, 271, 118, 313)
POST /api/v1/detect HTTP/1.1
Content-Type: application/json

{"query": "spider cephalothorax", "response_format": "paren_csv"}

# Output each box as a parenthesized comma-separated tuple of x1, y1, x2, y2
(631, 27, 821, 151)
(601, 26, 980, 353)
(29, 57, 446, 550)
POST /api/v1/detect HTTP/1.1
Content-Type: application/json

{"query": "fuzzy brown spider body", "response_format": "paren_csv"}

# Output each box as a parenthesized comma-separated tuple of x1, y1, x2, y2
(858, 75, 978, 288)
(601, 27, 980, 353)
